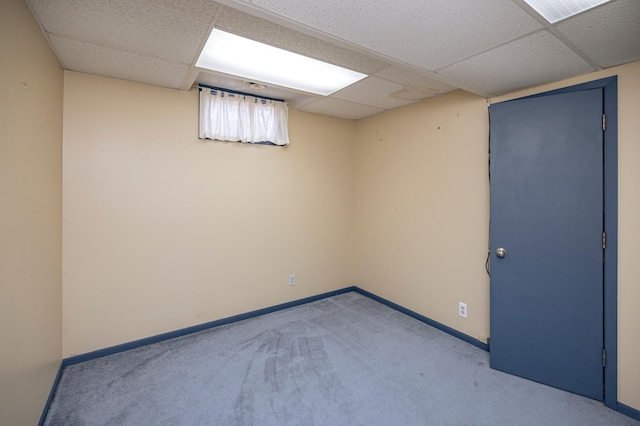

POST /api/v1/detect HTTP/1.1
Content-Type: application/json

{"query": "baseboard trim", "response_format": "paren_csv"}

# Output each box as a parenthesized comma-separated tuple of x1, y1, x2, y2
(63, 287, 357, 367)
(352, 287, 490, 352)
(618, 402, 640, 422)
(63, 286, 490, 365)
(38, 361, 65, 426)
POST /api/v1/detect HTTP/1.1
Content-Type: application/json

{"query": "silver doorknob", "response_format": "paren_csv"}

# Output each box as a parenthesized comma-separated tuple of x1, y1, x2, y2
(496, 248, 507, 258)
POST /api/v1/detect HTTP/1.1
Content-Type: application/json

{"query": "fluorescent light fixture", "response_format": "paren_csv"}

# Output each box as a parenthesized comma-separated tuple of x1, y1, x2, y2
(196, 29, 367, 96)
(523, 0, 611, 23)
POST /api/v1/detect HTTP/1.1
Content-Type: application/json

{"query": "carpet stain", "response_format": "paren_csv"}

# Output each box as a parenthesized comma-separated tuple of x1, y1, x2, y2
(231, 320, 359, 425)
(233, 384, 255, 425)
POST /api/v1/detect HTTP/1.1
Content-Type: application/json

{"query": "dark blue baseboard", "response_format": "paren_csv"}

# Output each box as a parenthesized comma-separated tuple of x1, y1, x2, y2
(58, 286, 490, 368)
(37, 361, 65, 426)
(352, 287, 490, 352)
(64, 287, 357, 366)
(618, 402, 640, 422)
(40, 285, 639, 424)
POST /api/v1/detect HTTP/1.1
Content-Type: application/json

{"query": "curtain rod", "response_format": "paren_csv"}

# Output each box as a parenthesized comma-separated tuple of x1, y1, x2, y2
(198, 84, 285, 103)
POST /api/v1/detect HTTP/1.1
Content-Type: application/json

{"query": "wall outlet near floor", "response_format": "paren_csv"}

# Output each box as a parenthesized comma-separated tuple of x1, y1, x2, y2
(288, 274, 296, 286)
(458, 302, 467, 318)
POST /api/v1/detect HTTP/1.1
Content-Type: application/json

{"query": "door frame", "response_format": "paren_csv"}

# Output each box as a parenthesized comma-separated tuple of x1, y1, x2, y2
(494, 76, 618, 408)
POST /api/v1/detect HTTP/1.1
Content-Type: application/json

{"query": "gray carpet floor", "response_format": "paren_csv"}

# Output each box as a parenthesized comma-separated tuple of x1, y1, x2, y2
(44, 291, 638, 425)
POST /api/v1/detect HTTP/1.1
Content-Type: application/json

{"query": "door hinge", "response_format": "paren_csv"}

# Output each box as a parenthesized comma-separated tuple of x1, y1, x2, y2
(602, 349, 607, 367)
(602, 232, 607, 249)
(603, 114, 607, 131)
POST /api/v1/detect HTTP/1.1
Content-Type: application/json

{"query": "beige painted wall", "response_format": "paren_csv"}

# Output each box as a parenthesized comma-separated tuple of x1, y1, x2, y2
(58, 51, 640, 414)
(353, 90, 491, 342)
(62, 71, 355, 356)
(491, 60, 640, 411)
(354, 61, 640, 411)
(0, 0, 63, 424)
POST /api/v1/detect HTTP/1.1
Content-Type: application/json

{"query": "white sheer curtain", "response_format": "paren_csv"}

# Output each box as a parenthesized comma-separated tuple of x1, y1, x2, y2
(199, 87, 289, 146)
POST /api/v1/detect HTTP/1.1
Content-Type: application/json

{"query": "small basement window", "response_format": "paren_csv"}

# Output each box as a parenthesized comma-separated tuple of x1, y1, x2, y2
(198, 86, 289, 146)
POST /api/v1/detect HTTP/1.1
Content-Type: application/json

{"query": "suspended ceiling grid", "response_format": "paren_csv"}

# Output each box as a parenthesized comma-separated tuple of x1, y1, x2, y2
(26, 0, 640, 119)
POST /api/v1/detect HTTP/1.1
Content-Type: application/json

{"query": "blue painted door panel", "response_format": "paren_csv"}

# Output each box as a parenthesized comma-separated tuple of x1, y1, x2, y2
(489, 89, 604, 400)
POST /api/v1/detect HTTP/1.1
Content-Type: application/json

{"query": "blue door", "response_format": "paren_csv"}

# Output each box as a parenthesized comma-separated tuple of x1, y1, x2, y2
(489, 89, 604, 400)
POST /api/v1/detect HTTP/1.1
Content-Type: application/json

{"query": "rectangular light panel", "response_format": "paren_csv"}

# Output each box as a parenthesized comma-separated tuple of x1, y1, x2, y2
(196, 29, 367, 96)
(523, 0, 611, 23)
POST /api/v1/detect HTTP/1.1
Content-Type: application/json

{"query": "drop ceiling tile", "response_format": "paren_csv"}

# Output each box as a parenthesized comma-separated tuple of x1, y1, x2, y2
(50, 35, 189, 89)
(556, 0, 640, 68)
(142, 0, 221, 23)
(331, 77, 416, 109)
(374, 66, 457, 95)
(215, 6, 389, 75)
(28, 0, 209, 64)
(297, 98, 384, 120)
(248, 0, 544, 70)
(438, 30, 596, 96)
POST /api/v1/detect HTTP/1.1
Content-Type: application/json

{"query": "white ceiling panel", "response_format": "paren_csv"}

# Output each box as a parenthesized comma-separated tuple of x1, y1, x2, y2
(331, 77, 417, 109)
(49, 35, 189, 89)
(215, 6, 389, 75)
(247, 0, 544, 70)
(437, 30, 596, 96)
(297, 98, 385, 120)
(29, 0, 209, 64)
(374, 66, 457, 95)
(143, 0, 222, 23)
(556, 0, 640, 68)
